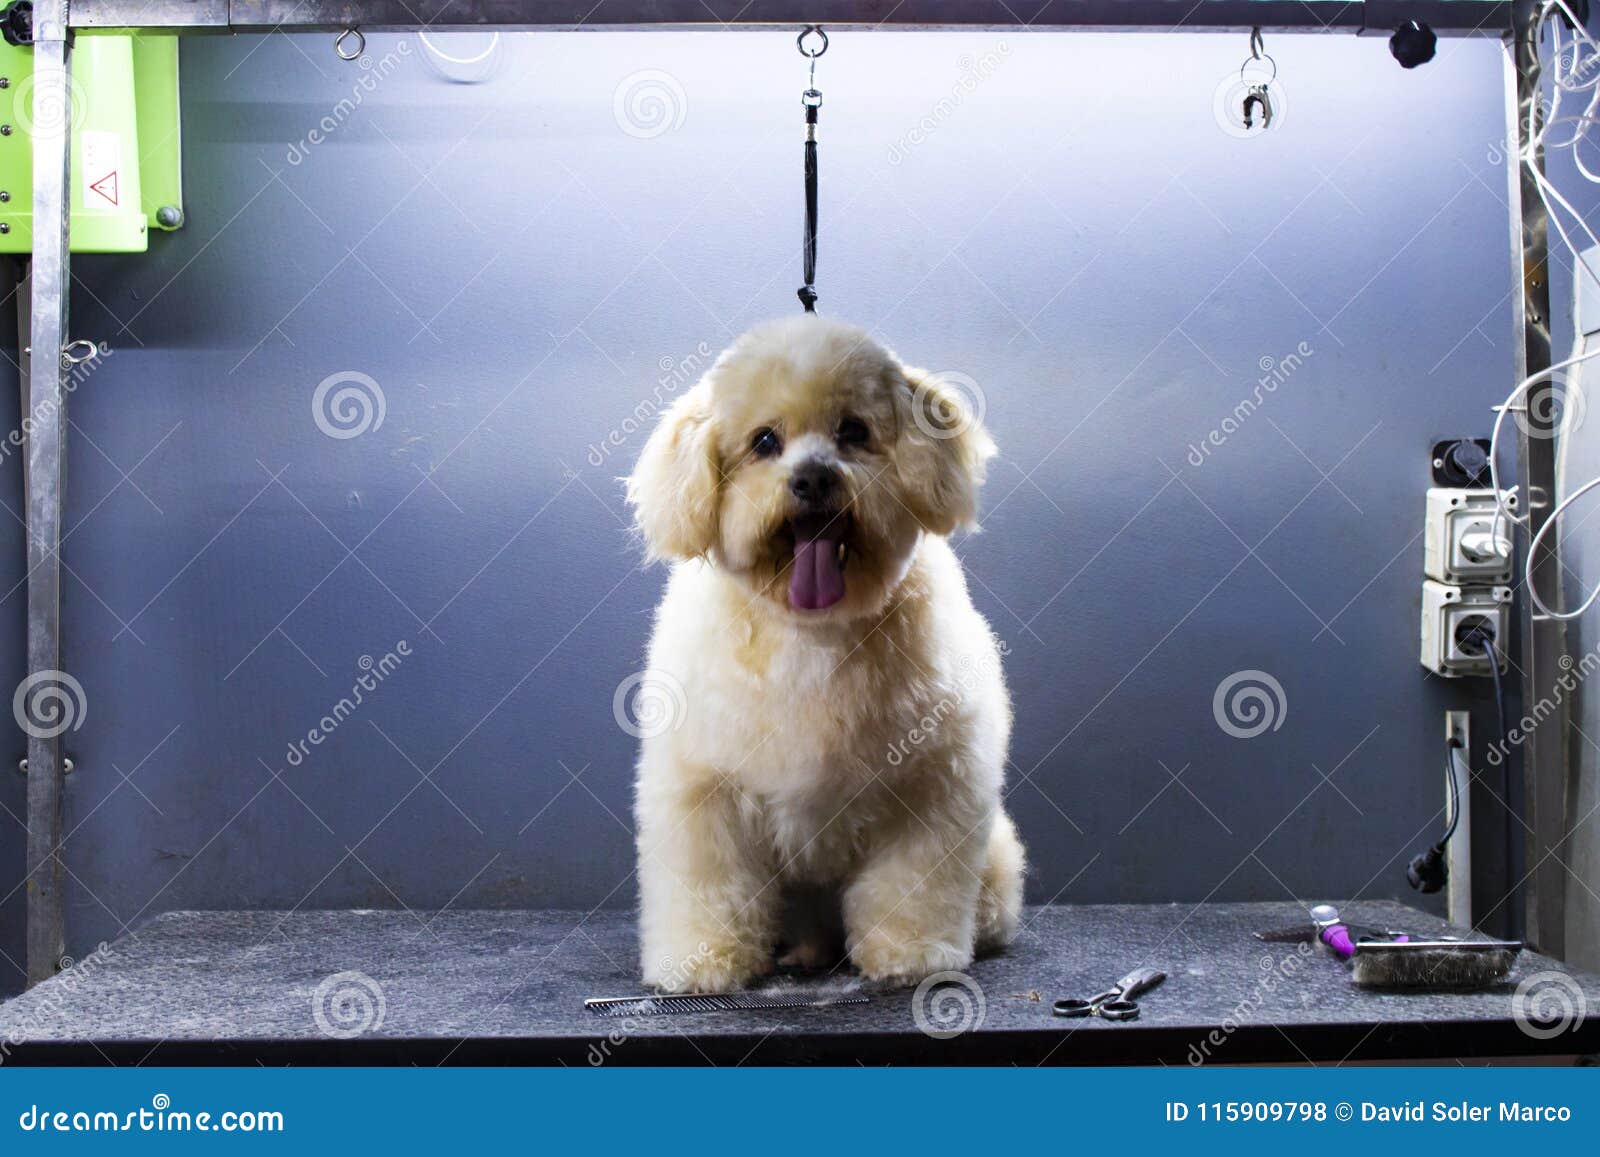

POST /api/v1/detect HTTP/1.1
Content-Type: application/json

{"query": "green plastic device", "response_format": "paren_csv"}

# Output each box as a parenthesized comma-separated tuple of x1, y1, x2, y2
(0, 31, 183, 253)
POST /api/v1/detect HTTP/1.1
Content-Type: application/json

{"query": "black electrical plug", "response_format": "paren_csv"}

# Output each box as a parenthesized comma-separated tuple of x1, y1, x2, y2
(1454, 615, 1499, 667)
(1408, 845, 1447, 893)
(1408, 734, 1466, 895)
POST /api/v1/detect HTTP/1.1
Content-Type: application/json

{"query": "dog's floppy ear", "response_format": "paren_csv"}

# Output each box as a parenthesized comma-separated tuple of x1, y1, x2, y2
(893, 365, 997, 537)
(626, 378, 722, 561)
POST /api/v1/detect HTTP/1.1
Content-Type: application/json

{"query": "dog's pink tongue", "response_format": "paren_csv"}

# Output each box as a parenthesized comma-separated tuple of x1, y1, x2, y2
(789, 524, 846, 611)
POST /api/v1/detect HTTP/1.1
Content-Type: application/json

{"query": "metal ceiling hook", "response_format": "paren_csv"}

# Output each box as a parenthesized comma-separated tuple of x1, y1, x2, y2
(335, 26, 365, 61)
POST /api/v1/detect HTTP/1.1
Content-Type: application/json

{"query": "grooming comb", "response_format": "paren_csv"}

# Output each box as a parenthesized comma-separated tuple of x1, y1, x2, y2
(585, 991, 868, 1017)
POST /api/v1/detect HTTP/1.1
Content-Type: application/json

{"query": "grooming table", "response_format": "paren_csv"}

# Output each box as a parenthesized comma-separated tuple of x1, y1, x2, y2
(2, 902, 1597, 1065)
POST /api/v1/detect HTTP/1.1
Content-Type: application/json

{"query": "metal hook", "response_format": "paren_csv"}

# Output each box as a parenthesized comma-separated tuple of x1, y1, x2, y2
(798, 25, 826, 105)
(335, 27, 365, 61)
(1240, 52, 1277, 84)
(60, 339, 102, 366)
(797, 25, 828, 59)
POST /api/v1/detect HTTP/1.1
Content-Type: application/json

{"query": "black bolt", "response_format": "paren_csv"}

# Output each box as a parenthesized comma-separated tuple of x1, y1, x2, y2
(1389, 20, 1437, 69)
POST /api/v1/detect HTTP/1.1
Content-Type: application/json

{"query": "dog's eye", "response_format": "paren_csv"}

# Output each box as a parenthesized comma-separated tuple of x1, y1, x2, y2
(750, 427, 783, 458)
(837, 416, 870, 447)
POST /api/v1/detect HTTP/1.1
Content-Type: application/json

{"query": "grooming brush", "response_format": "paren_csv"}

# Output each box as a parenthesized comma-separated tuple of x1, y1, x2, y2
(1349, 939, 1522, 989)
(1256, 904, 1522, 990)
(585, 991, 868, 1017)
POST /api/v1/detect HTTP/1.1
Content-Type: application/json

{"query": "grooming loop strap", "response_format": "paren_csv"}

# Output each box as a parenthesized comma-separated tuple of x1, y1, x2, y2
(797, 26, 827, 312)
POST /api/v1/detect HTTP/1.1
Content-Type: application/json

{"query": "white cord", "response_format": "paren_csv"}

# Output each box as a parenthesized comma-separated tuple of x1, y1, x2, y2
(1527, 474, 1600, 618)
(1487, 345, 1600, 533)
(417, 30, 501, 67)
(1498, 4, 1600, 618)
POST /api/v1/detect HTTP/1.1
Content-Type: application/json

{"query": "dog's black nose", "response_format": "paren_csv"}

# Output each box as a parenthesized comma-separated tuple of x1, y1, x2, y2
(789, 459, 839, 505)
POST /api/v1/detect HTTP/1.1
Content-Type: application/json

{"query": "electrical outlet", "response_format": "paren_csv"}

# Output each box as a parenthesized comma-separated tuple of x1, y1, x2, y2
(1424, 488, 1513, 584)
(1420, 580, 1511, 676)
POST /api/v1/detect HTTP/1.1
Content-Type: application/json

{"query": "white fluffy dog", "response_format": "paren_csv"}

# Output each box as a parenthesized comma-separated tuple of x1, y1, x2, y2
(625, 315, 1024, 992)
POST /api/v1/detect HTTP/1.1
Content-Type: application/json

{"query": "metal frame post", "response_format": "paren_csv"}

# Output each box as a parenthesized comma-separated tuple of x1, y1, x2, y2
(23, 0, 72, 988)
(1507, 0, 1563, 954)
(11, 0, 1574, 972)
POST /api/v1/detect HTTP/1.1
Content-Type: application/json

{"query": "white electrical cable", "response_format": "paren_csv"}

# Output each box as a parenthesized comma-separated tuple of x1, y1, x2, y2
(1487, 345, 1600, 532)
(1527, 475, 1600, 618)
(1496, 3, 1600, 618)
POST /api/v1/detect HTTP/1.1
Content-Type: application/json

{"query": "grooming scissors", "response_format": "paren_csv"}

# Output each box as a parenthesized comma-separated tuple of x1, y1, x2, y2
(1052, 966, 1166, 1021)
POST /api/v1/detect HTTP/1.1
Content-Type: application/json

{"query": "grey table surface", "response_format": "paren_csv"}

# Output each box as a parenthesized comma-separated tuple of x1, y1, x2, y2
(2, 902, 1597, 1064)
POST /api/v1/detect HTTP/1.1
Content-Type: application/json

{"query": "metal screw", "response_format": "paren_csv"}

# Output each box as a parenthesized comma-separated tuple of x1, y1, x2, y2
(17, 758, 75, 776)
(0, 78, 9, 89)
(155, 204, 182, 228)
(0, 125, 11, 136)
(0, 224, 10, 235)
(0, 191, 9, 202)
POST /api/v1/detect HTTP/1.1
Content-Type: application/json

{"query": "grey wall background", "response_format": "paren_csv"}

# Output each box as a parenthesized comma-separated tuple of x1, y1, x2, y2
(0, 29, 1526, 996)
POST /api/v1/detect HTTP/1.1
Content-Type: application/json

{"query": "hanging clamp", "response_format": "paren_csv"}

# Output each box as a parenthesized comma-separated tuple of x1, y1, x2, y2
(796, 26, 827, 313)
(1239, 28, 1276, 131)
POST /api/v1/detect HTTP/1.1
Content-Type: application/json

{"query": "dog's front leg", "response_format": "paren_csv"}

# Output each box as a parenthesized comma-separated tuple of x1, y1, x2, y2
(843, 809, 988, 987)
(637, 772, 778, 992)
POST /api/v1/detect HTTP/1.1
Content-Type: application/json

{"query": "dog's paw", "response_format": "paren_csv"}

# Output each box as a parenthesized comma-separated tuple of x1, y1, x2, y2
(850, 934, 972, 988)
(645, 942, 773, 994)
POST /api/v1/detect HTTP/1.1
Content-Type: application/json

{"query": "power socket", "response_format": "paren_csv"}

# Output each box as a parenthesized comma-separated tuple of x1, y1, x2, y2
(1420, 580, 1510, 676)
(1424, 488, 1513, 585)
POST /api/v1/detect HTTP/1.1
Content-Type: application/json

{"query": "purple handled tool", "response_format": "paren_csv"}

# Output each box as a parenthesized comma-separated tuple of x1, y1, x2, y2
(1310, 903, 1407, 959)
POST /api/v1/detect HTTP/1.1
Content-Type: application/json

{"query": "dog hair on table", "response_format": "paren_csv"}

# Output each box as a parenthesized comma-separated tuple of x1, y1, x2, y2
(625, 314, 1024, 992)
